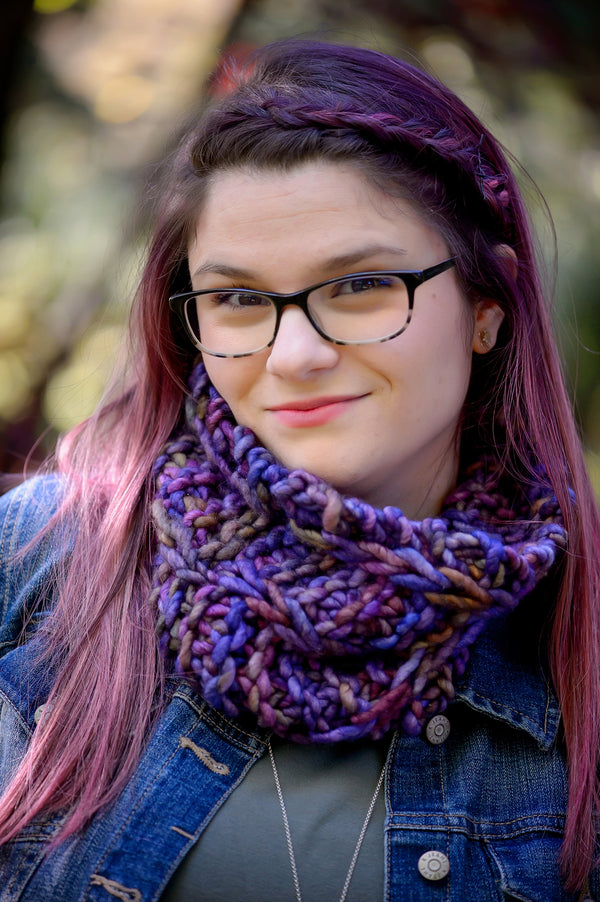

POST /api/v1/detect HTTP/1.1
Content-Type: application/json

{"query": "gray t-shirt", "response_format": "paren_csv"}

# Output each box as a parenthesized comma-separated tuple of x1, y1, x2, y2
(162, 737, 388, 901)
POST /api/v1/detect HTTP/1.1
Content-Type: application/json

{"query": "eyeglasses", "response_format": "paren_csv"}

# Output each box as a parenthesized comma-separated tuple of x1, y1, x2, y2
(169, 257, 456, 358)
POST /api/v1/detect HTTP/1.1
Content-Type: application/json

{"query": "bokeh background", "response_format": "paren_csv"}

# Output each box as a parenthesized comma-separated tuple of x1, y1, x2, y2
(2, 0, 600, 491)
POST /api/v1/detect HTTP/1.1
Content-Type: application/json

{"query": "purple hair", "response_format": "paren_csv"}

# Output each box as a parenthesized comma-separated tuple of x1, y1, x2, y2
(1, 39, 598, 890)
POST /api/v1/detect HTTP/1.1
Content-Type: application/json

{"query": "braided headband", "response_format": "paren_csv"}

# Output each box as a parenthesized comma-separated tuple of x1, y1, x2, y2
(197, 96, 512, 233)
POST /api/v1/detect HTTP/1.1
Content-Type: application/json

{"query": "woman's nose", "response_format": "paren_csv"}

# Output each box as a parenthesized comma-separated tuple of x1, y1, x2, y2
(265, 305, 339, 380)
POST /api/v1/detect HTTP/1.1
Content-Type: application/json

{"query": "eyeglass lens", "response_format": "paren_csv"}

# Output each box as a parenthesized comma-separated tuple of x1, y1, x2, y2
(184, 274, 411, 355)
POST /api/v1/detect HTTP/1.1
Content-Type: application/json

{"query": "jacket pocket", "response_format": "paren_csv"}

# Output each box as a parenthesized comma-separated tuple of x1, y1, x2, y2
(486, 833, 580, 902)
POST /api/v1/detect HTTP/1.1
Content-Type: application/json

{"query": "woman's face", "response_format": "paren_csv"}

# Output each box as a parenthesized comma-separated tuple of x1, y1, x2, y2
(188, 162, 499, 517)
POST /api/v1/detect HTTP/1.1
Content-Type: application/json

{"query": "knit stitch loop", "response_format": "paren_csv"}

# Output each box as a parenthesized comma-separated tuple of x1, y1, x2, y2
(150, 362, 566, 743)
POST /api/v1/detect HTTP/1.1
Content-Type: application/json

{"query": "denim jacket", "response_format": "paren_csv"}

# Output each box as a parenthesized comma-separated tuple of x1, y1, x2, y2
(0, 477, 597, 902)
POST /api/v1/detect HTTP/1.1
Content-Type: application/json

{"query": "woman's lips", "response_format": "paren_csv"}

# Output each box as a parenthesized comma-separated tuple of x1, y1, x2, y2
(268, 395, 365, 427)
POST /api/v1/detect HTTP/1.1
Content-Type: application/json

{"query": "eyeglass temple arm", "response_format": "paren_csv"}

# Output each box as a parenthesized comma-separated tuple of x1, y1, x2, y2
(418, 257, 456, 283)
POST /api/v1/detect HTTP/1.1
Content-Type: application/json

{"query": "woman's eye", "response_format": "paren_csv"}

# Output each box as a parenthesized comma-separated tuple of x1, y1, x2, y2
(212, 291, 270, 307)
(337, 276, 393, 294)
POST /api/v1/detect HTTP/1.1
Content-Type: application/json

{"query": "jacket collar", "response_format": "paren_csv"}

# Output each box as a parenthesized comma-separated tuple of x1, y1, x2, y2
(454, 591, 560, 750)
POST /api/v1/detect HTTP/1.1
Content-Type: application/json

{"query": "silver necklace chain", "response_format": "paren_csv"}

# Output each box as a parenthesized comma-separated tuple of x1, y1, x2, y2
(268, 739, 387, 902)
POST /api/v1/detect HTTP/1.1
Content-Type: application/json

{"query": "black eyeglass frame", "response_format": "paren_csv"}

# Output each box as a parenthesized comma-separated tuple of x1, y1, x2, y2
(169, 257, 456, 358)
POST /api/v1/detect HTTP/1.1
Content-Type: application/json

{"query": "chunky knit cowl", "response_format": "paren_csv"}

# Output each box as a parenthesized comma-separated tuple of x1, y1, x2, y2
(150, 363, 566, 743)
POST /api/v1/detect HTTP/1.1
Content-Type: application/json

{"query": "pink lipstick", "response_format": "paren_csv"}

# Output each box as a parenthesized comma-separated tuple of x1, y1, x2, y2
(268, 395, 365, 427)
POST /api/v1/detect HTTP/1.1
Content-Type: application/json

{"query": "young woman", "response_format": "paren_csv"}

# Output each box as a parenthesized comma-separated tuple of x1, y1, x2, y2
(0, 39, 598, 901)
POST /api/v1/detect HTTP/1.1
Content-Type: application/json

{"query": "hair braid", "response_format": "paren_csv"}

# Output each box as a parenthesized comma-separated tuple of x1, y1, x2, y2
(199, 93, 513, 238)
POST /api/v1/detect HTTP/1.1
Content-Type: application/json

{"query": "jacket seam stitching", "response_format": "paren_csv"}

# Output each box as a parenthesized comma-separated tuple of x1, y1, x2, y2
(387, 812, 565, 826)
(0, 685, 34, 738)
(173, 690, 268, 749)
(466, 688, 552, 734)
(437, 744, 451, 901)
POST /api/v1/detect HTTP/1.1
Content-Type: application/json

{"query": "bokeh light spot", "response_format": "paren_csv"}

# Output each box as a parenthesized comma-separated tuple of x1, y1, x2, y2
(34, 0, 79, 14)
(43, 325, 124, 432)
(420, 37, 475, 87)
(0, 353, 32, 421)
(94, 75, 155, 124)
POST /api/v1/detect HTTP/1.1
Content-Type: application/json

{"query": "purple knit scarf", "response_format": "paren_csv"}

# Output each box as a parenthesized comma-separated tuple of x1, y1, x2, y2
(150, 362, 566, 743)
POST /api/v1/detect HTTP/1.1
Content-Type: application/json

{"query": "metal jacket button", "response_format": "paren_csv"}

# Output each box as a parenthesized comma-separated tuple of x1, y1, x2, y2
(418, 850, 450, 881)
(425, 714, 451, 745)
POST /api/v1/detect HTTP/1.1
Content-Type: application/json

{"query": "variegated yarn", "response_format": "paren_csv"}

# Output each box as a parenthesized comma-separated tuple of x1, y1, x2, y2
(150, 362, 566, 743)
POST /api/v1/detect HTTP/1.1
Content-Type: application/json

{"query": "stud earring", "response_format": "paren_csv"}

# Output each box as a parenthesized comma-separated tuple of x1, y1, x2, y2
(478, 329, 491, 350)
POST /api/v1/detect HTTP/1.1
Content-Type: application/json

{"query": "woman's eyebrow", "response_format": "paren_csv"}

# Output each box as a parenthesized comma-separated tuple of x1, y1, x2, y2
(191, 261, 254, 279)
(191, 245, 409, 281)
(319, 245, 409, 272)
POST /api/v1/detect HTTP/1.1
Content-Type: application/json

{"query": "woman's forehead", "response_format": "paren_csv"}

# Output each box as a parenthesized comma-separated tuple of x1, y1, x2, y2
(188, 162, 447, 279)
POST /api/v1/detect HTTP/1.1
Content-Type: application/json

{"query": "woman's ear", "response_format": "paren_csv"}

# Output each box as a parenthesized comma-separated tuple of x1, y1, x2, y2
(472, 299, 505, 354)
(471, 243, 514, 354)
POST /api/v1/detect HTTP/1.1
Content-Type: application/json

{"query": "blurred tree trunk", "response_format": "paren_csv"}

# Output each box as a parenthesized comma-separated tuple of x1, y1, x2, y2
(0, 0, 35, 162)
